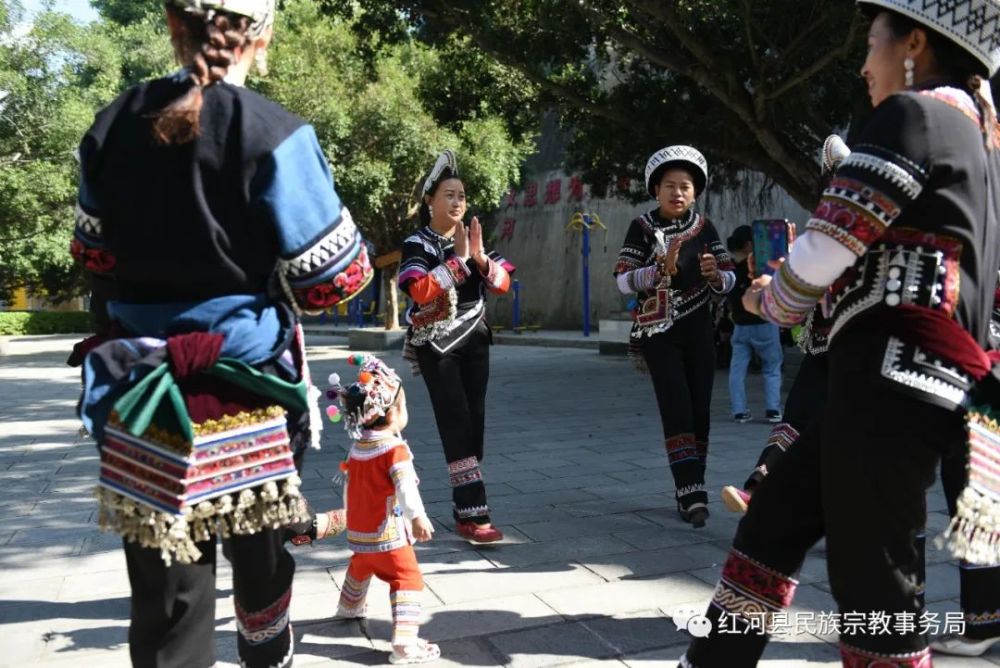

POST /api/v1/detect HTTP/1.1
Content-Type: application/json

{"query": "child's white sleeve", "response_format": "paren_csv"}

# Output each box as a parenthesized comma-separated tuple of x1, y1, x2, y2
(389, 459, 427, 521)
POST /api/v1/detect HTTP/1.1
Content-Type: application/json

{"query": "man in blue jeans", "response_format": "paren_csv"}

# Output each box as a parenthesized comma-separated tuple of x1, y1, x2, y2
(725, 225, 782, 423)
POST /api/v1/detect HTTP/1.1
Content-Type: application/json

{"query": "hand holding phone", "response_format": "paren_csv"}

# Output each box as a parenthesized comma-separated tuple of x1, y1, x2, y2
(751, 219, 795, 277)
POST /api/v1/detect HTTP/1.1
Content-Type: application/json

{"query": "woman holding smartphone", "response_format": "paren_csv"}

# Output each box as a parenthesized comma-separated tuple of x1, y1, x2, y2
(613, 145, 735, 528)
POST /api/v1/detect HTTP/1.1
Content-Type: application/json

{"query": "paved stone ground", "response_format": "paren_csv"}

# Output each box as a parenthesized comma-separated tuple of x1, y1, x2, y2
(0, 335, 995, 667)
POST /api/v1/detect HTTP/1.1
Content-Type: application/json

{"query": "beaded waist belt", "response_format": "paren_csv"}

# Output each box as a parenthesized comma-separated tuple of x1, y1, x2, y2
(91, 341, 309, 565)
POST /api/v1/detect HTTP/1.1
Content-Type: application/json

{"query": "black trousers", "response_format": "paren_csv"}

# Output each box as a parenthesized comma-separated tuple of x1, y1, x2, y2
(685, 331, 964, 665)
(121, 373, 307, 668)
(744, 352, 828, 490)
(416, 321, 492, 523)
(124, 529, 295, 668)
(640, 306, 715, 510)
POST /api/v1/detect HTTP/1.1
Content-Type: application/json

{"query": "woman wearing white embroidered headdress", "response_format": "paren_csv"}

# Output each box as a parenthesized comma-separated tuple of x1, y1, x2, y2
(613, 146, 736, 528)
(683, 0, 1000, 665)
(398, 150, 516, 544)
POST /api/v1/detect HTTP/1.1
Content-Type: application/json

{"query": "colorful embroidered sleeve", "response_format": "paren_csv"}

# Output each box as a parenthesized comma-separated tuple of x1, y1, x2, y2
(479, 250, 515, 294)
(387, 444, 426, 521)
(398, 235, 470, 305)
(614, 219, 651, 277)
(70, 136, 116, 276)
(762, 94, 931, 325)
(616, 266, 659, 295)
(253, 125, 373, 315)
(704, 221, 736, 295)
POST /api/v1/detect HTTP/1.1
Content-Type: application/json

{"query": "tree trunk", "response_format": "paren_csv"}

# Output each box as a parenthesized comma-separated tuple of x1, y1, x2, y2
(384, 264, 400, 331)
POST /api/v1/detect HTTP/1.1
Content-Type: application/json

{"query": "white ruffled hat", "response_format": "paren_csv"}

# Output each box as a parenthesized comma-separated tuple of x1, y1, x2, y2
(644, 145, 708, 198)
(857, 0, 1000, 76)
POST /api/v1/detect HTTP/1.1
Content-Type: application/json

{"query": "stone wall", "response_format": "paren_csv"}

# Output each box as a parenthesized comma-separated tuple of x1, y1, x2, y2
(486, 168, 810, 329)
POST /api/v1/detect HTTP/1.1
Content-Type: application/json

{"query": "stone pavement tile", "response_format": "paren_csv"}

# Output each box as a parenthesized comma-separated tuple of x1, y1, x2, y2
(534, 461, 640, 480)
(487, 505, 578, 526)
(612, 525, 715, 552)
(482, 535, 635, 570)
(56, 568, 131, 601)
(559, 496, 671, 519)
(508, 474, 623, 494)
(486, 620, 618, 667)
(490, 489, 601, 509)
(2, 615, 130, 667)
(537, 573, 713, 618)
(603, 468, 669, 485)
(581, 543, 729, 582)
(423, 562, 605, 606)
(0, 574, 64, 610)
(514, 514, 658, 543)
(420, 594, 563, 643)
(580, 610, 688, 655)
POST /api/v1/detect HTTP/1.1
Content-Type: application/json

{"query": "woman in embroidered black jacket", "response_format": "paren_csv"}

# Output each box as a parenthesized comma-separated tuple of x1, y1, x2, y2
(683, 1, 1000, 666)
(613, 146, 736, 527)
(398, 151, 515, 544)
(70, 2, 370, 666)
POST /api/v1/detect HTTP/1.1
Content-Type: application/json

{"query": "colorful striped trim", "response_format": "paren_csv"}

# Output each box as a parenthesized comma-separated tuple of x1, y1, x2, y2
(710, 548, 797, 632)
(337, 572, 371, 617)
(448, 456, 483, 488)
(236, 587, 291, 646)
(347, 497, 409, 553)
(455, 504, 490, 519)
(760, 261, 826, 327)
(839, 642, 931, 668)
(839, 150, 925, 201)
(665, 433, 700, 466)
(391, 589, 423, 645)
(389, 460, 418, 487)
(766, 423, 799, 452)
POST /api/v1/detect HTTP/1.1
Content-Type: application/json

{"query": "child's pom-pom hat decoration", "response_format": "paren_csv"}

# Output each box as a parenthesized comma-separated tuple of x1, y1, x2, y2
(326, 354, 403, 439)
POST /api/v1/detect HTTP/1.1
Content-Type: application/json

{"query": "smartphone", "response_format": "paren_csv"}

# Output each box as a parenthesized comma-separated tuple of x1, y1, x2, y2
(751, 219, 794, 277)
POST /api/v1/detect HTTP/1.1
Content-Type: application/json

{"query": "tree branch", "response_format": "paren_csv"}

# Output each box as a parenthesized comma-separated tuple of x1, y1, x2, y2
(420, 3, 633, 126)
(764, 12, 862, 100)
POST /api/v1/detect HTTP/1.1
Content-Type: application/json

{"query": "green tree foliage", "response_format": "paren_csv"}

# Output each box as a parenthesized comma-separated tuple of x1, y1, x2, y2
(321, 0, 871, 207)
(256, 0, 532, 327)
(0, 0, 529, 326)
(0, 0, 128, 301)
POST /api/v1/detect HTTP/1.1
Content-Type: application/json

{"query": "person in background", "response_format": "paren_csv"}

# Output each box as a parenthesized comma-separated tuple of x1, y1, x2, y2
(725, 225, 783, 424)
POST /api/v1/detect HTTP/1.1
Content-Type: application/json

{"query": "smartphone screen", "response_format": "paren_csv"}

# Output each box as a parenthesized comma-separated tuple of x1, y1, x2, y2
(751, 219, 791, 277)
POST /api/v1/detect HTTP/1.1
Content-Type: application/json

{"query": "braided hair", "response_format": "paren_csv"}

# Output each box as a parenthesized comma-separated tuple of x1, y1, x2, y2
(153, 6, 253, 145)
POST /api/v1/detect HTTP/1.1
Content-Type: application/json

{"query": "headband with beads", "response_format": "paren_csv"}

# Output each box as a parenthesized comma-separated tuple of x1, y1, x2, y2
(325, 354, 402, 439)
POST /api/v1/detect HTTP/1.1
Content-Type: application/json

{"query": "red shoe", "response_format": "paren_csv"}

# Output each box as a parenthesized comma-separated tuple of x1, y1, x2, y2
(456, 520, 504, 544)
(721, 486, 751, 513)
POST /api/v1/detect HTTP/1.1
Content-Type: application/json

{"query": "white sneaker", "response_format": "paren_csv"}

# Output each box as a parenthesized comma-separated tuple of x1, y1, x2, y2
(930, 633, 1000, 657)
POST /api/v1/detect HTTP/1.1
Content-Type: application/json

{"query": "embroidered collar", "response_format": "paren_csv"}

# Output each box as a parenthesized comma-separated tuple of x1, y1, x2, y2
(915, 86, 981, 127)
(357, 428, 399, 442)
(422, 225, 454, 246)
(648, 207, 697, 230)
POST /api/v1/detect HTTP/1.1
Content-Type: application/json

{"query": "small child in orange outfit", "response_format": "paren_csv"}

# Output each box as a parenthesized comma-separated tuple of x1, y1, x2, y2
(328, 354, 439, 665)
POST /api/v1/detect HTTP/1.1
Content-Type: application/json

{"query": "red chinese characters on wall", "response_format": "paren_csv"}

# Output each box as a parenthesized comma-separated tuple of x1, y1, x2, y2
(504, 189, 518, 210)
(502, 175, 588, 218)
(522, 182, 539, 207)
(500, 218, 517, 242)
(543, 179, 561, 205)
